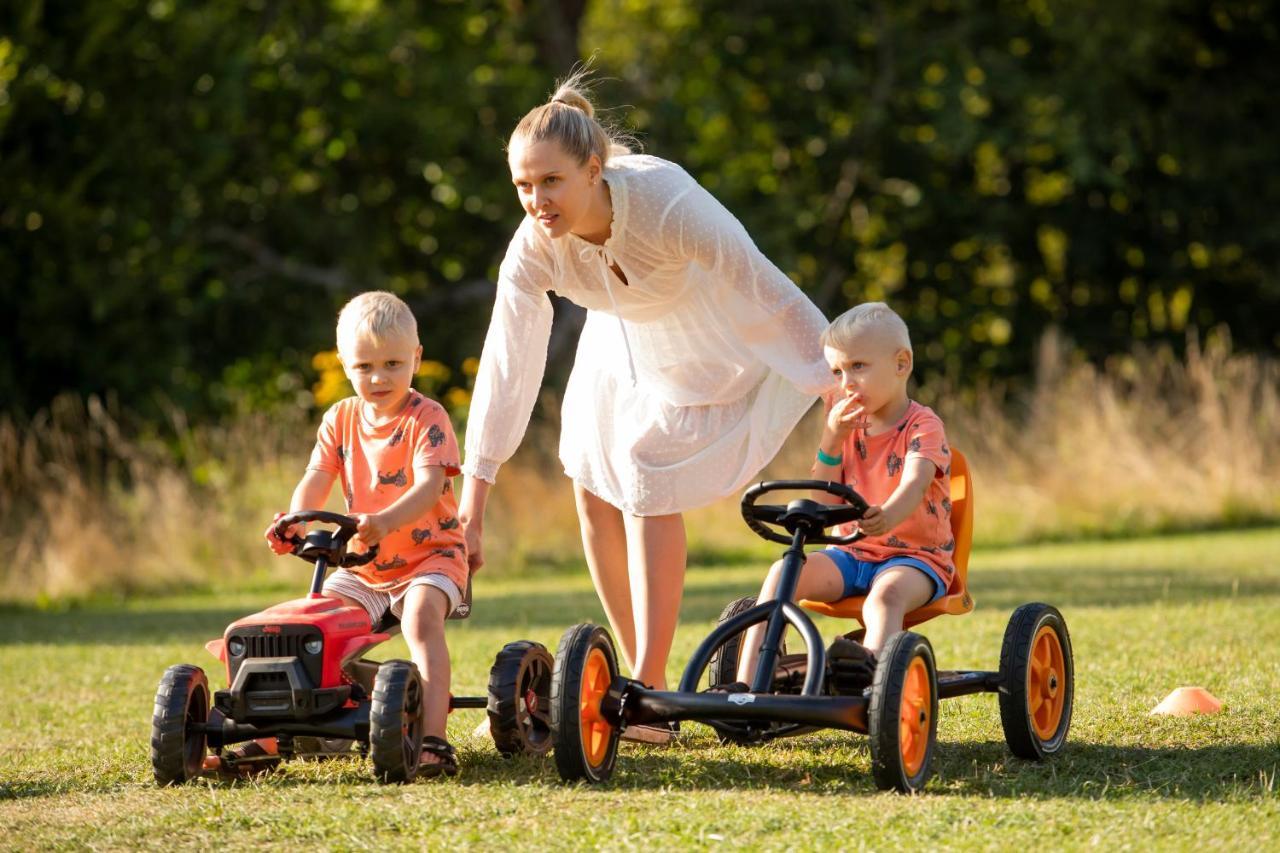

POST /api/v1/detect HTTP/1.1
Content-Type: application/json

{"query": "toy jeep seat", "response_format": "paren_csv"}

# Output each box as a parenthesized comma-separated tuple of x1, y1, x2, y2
(800, 449, 975, 629)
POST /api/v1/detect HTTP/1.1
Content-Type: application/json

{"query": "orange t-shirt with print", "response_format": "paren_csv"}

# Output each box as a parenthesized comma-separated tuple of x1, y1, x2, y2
(306, 391, 468, 592)
(835, 400, 956, 591)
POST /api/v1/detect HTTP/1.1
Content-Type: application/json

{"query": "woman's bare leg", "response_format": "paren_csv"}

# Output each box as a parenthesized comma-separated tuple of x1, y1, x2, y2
(622, 512, 687, 691)
(574, 483, 637, 673)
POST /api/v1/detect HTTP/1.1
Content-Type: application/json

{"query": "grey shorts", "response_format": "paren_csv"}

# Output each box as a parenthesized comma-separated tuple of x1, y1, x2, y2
(322, 569, 462, 624)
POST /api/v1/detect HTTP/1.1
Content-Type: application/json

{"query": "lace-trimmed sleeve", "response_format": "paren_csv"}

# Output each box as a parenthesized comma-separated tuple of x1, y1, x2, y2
(658, 169, 833, 396)
(462, 218, 556, 483)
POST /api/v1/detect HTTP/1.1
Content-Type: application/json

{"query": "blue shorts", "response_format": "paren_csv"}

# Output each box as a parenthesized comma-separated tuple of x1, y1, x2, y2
(820, 549, 947, 603)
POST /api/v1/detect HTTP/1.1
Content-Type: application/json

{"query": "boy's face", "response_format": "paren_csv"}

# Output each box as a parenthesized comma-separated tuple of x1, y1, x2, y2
(825, 332, 911, 415)
(508, 139, 601, 240)
(339, 333, 422, 417)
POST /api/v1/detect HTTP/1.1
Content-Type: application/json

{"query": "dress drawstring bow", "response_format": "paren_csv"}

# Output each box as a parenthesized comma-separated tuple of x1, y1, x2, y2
(578, 243, 638, 386)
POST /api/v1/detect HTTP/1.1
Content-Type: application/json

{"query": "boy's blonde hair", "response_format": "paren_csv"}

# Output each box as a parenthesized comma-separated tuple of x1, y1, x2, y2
(508, 68, 634, 167)
(336, 291, 418, 354)
(821, 302, 913, 355)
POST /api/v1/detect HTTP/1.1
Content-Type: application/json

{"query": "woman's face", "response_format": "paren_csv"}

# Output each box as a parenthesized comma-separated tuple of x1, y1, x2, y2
(508, 138, 601, 240)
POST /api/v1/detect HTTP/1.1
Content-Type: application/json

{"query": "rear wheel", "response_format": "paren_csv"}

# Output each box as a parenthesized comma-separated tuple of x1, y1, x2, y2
(999, 603, 1073, 760)
(706, 596, 788, 689)
(551, 624, 620, 783)
(368, 660, 423, 784)
(868, 632, 938, 793)
(487, 640, 554, 757)
(151, 665, 210, 786)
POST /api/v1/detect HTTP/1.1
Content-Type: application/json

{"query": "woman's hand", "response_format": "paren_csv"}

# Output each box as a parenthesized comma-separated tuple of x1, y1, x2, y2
(459, 476, 490, 575)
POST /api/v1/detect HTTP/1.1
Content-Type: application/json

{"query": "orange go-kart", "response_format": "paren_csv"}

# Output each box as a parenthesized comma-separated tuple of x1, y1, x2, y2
(546, 450, 1074, 792)
(150, 511, 552, 785)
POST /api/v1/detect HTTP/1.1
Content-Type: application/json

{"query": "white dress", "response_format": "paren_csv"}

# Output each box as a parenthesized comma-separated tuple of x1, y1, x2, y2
(463, 154, 834, 515)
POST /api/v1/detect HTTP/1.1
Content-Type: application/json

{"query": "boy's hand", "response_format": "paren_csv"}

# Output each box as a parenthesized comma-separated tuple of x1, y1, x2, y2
(858, 505, 890, 536)
(264, 513, 301, 555)
(825, 393, 871, 443)
(352, 512, 391, 550)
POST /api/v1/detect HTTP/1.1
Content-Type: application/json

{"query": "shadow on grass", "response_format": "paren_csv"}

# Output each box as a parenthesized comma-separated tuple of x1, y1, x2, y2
(448, 735, 1278, 802)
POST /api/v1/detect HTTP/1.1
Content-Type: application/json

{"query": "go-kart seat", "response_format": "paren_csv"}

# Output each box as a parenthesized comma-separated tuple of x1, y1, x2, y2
(800, 448, 975, 629)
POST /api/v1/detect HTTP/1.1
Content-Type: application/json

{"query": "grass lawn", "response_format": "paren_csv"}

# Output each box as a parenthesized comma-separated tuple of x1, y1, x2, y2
(2, 527, 1278, 850)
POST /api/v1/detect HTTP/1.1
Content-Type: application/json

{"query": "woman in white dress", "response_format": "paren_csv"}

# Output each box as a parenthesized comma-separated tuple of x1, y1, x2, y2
(460, 74, 833, 739)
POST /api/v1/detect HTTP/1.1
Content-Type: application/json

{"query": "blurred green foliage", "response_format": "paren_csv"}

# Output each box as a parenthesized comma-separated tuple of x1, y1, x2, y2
(2, 0, 1278, 421)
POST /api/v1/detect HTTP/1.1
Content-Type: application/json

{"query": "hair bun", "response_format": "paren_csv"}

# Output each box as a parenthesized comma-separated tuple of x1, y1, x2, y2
(551, 86, 595, 119)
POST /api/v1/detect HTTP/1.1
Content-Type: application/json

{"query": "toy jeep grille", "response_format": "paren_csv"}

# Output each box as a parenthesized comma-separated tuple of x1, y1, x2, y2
(245, 633, 304, 659)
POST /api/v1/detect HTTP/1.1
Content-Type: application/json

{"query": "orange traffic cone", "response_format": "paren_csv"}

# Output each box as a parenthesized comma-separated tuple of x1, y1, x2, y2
(1150, 686, 1222, 716)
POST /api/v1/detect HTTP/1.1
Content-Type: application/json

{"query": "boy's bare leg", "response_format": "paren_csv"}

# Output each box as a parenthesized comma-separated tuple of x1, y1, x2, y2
(574, 483, 638, 673)
(735, 552, 845, 686)
(861, 566, 935, 655)
(622, 512, 687, 691)
(400, 583, 452, 764)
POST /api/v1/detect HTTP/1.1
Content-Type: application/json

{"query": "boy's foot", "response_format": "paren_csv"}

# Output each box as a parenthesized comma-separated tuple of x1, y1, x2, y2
(620, 721, 679, 746)
(706, 681, 750, 694)
(419, 735, 459, 778)
(204, 737, 281, 778)
(827, 636, 877, 695)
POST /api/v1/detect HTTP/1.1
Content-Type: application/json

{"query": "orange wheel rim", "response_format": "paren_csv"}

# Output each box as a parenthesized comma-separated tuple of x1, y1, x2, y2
(898, 656, 932, 777)
(579, 647, 613, 767)
(1028, 624, 1066, 741)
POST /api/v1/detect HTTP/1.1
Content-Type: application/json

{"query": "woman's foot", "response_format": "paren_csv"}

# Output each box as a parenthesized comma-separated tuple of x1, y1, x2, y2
(620, 721, 679, 746)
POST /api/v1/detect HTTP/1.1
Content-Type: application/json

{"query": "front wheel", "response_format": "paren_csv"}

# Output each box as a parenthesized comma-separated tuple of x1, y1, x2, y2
(487, 640, 554, 757)
(999, 603, 1073, 760)
(368, 660, 423, 784)
(151, 664, 210, 786)
(550, 624, 620, 783)
(868, 632, 938, 793)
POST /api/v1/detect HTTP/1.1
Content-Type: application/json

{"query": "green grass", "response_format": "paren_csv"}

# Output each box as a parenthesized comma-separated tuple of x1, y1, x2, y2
(3, 528, 1279, 850)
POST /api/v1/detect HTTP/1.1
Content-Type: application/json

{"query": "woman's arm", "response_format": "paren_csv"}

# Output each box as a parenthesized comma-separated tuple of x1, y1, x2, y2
(458, 476, 491, 573)
(462, 218, 556, 485)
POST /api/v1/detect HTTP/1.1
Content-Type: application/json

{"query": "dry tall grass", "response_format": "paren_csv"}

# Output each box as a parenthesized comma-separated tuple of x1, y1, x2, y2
(2, 331, 1276, 603)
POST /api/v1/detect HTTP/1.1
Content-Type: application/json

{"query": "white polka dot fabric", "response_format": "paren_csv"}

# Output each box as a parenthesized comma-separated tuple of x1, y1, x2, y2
(463, 155, 835, 515)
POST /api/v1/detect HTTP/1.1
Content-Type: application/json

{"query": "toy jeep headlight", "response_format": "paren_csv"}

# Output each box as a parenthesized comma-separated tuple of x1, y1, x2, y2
(227, 637, 246, 657)
(303, 638, 323, 656)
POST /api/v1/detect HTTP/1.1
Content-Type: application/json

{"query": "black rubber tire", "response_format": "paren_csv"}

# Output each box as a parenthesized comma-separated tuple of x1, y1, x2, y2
(706, 596, 788, 689)
(368, 659, 423, 784)
(487, 640, 554, 757)
(550, 623, 620, 783)
(868, 631, 938, 794)
(999, 603, 1074, 760)
(151, 664, 210, 786)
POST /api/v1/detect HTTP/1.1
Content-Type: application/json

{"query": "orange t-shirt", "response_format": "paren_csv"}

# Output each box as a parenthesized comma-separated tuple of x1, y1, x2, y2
(834, 400, 956, 591)
(306, 391, 468, 591)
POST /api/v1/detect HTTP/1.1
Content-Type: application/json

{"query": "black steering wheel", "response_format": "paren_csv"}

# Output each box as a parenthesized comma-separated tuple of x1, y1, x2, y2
(740, 480, 870, 546)
(273, 510, 378, 568)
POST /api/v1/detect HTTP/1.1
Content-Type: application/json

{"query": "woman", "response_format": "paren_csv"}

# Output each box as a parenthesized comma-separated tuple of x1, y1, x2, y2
(460, 73, 833, 742)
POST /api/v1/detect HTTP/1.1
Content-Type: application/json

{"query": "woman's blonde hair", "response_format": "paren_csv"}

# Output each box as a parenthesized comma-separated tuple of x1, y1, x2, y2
(336, 291, 418, 355)
(821, 302, 913, 355)
(508, 68, 634, 166)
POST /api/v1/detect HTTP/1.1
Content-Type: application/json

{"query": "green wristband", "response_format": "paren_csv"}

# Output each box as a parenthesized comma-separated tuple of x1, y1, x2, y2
(816, 447, 843, 466)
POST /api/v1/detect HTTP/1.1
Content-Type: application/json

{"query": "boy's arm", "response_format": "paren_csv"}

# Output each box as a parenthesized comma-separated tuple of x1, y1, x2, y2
(353, 464, 447, 547)
(290, 468, 337, 513)
(858, 457, 938, 536)
(265, 469, 336, 553)
(811, 393, 868, 505)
